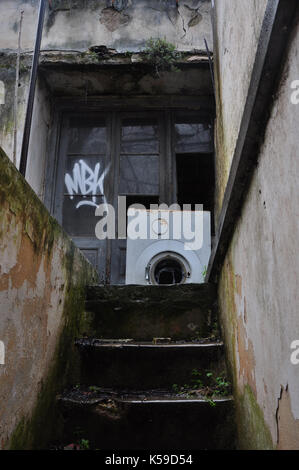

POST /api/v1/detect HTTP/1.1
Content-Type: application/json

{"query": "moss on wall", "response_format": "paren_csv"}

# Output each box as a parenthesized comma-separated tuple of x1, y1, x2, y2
(237, 385, 274, 450)
(0, 53, 30, 162)
(217, 246, 275, 450)
(0, 147, 98, 449)
(8, 261, 95, 450)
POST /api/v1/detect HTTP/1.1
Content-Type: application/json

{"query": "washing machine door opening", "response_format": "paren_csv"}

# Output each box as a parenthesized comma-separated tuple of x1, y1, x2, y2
(147, 253, 191, 286)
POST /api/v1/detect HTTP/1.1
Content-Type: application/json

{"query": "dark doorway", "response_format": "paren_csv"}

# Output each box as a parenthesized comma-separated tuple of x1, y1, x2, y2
(176, 152, 214, 233)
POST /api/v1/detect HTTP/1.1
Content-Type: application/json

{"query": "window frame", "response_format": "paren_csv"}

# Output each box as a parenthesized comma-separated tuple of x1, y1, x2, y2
(44, 100, 214, 283)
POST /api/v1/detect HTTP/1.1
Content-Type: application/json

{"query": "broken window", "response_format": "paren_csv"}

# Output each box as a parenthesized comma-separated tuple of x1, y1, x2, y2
(175, 122, 213, 154)
(174, 116, 214, 232)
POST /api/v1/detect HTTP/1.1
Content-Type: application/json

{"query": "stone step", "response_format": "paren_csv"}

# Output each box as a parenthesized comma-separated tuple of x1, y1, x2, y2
(76, 338, 225, 390)
(85, 284, 218, 340)
(57, 388, 236, 450)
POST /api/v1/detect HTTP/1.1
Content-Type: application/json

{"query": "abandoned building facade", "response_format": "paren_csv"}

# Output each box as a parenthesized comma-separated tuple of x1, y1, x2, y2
(0, 0, 298, 450)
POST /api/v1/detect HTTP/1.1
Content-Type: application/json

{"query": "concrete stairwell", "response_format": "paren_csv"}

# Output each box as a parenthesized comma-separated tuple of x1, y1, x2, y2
(58, 284, 236, 450)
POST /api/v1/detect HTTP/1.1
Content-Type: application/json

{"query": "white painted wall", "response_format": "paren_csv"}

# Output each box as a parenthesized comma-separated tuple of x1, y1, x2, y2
(215, 0, 299, 449)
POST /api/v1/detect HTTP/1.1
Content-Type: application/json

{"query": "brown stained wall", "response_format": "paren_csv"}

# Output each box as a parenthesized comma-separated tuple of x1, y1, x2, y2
(214, 2, 299, 449)
(0, 147, 98, 449)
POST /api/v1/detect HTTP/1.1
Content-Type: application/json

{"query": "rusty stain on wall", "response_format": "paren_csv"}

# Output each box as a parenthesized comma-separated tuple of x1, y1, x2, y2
(236, 317, 257, 396)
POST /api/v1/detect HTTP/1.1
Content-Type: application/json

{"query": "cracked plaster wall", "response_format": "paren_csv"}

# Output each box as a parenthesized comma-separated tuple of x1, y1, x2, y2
(214, 1, 299, 450)
(1, 0, 212, 53)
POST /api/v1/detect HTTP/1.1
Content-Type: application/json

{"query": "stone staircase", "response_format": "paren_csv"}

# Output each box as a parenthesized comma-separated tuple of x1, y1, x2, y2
(58, 284, 236, 449)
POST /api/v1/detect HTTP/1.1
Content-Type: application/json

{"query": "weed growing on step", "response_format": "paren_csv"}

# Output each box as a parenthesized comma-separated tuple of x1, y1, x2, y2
(191, 321, 221, 343)
(172, 370, 231, 406)
(78, 438, 90, 450)
(88, 385, 101, 393)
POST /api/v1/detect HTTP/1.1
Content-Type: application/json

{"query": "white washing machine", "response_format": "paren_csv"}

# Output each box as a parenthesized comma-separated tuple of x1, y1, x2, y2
(125, 209, 211, 285)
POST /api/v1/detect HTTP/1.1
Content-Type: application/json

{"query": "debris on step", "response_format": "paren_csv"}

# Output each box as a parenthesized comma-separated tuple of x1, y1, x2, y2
(57, 387, 235, 450)
(152, 337, 172, 344)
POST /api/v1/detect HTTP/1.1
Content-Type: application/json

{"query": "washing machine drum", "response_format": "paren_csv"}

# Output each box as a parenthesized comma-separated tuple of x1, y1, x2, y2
(146, 251, 191, 285)
(127, 239, 206, 285)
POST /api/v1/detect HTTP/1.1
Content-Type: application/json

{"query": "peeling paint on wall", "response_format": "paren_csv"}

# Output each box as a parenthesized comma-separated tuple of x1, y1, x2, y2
(215, 5, 299, 449)
(100, 6, 131, 32)
(0, 147, 99, 449)
(277, 386, 299, 450)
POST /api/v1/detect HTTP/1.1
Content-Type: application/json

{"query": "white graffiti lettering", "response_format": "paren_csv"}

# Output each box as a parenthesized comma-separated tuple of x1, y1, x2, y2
(64, 160, 106, 208)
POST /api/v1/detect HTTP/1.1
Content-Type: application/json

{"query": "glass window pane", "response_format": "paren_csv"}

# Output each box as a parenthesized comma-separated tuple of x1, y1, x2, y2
(121, 120, 159, 154)
(62, 195, 104, 237)
(119, 155, 159, 194)
(81, 249, 98, 269)
(64, 156, 106, 196)
(175, 123, 212, 153)
(68, 122, 107, 154)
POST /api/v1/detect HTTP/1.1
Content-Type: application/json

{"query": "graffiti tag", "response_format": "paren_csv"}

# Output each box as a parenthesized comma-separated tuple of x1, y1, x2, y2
(65, 159, 106, 208)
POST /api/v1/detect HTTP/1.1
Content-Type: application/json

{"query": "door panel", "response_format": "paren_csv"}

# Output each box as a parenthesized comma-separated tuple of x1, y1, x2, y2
(53, 114, 110, 283)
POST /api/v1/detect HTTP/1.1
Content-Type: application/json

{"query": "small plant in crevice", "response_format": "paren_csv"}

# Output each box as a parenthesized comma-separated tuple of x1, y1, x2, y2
(191, 322, 220, 343)
(143, 37, 181, 77)
(78, 438, 90, 450)
(88, 385, 101, 393)
(172, 370, 231, 406)
(210, 321, 220, 340)
(213, 374, 231, 396)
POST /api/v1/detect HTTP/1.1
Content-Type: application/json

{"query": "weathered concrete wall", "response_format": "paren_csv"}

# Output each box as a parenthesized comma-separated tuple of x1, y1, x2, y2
(0, 53, 29, 171)
(0, 147, 98, 449)
(0, 57, 52, 198)
(1, 0, 212, 53)
(39, 50, 212, 96)
(214, 2, 299, 449)
(213, 0, 268, 221)
(26, 76, 52, 199)
(0, 46, 52, 198)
